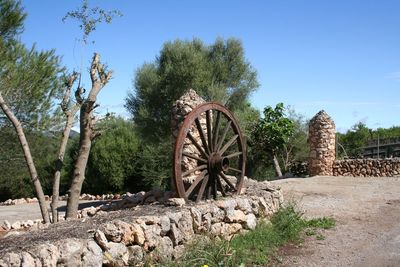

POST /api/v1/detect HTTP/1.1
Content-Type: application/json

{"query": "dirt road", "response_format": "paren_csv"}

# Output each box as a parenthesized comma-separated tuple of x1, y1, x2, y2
(272, 176, 400, 267)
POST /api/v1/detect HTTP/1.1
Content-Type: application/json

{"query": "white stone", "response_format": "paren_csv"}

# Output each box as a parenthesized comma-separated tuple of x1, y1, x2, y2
(21, 252, 36, 267)
(82, 240, 103, 267)
(245, 213, 257, 230)
(94, 230, 109, 250)
(225, 209, 246, 223)
(11, 221, 21, 230)
(106, 242, 129, 266)
(57, 238, 84, 266)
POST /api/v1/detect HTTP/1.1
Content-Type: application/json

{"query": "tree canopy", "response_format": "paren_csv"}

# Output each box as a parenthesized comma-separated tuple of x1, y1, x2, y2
(250, 103, 294, 177)
(0, 0, 64, 130)
(125, 38, 259, 142)
(0, 0, 26, 42)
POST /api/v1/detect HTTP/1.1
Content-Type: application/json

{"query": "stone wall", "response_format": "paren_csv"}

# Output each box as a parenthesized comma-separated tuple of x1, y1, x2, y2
(308, 110, 336, 176)
(0, 179, 282, 267)
(333, 158, 400, 177)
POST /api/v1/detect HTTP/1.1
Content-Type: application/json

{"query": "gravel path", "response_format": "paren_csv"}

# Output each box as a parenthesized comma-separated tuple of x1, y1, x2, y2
(0, 200, 107, 224)
(271, 176, 400, 267)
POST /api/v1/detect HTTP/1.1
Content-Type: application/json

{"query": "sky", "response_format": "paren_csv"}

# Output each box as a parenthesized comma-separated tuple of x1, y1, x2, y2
(20, 0, 400, 133)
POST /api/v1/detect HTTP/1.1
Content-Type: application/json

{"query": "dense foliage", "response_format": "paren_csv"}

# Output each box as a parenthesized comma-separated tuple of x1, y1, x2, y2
(126, 38, 259, 143)
(84, 117, 142, 194)
(0, 128, 73, 201)
(250, 103, 294, 177)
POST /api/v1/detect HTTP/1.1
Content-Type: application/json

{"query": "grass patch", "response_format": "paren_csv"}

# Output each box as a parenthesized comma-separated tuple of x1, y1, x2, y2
(161, 203, 336, 267)
(304, 217, 336, 229)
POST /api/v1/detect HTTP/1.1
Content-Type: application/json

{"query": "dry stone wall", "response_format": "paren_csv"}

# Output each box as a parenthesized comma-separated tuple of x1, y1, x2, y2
(333, 158, 400, 177)
(308, 110, 336, 176)
(0, 179, 282, 267)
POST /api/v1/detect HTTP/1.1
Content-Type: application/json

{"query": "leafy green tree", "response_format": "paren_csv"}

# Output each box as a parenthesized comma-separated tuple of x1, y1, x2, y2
(126, 38, 259, 143)
(337, 122, 371, 158)
(134, 138, 173, 190)
(0, 127, 63, 201)
(337, 123, 400, 159)
(84, 117, 142, 194)
(279, 107, 309, 172)
(250, 103, 294, 177)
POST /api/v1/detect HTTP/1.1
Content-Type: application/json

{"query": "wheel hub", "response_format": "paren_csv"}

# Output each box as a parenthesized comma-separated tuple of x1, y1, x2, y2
(208, 152, 230, 174)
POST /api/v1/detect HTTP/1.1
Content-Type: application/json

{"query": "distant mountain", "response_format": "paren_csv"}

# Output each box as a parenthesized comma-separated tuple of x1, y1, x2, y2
(69, 129, 79, 138)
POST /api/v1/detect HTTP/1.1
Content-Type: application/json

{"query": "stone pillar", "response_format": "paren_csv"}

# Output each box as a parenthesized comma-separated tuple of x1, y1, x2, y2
(171, 89, 206, 183)
(171, 89, 205, 138)
(308, 110, 336, 176)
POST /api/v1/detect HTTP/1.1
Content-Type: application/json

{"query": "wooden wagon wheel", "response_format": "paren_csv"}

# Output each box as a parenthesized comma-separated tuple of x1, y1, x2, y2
(173, 102, 246, 202)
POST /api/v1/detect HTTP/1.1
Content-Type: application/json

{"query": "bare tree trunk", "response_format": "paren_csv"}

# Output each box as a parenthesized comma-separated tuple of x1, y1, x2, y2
(272, 154, 283, 178)
(0, 92, 50, 223)
(50, 74, 79, 223)
(66, 53, 112, 219)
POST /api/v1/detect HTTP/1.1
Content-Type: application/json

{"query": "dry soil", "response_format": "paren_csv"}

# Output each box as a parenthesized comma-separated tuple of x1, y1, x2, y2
(271, 176, 400, 267)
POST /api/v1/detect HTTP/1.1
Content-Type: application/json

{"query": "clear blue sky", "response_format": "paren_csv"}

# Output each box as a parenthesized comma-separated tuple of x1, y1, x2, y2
(20, 0, 400, 132)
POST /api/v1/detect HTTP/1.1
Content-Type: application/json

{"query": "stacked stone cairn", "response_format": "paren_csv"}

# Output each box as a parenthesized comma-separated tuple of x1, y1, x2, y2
(308, 110, 336, 176)
(171, 89, 208, 184)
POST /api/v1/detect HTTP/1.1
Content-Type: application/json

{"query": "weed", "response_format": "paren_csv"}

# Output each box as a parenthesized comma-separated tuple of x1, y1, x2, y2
(305, 228, 316, 236)
(305, 217, 336, 229)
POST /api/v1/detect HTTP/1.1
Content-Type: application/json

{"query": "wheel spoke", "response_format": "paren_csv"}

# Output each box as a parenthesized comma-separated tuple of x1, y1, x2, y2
(195, 118, 210, 155)
(216, 120, 232, 152)
(182, 164, 207, 177)
(212, 111, 221, 151)
(225, 151, 242, 159)
(220, 172, 236, 191)
(216, 175, 226, 197)
(185, 170, 207, 198)
(212, 177, 218, 199)
(196, 175, 209, 202)
(206, 110, 213, 152)
(219, 134, 238, 155)
(228, 166, 242, 173)
(206, 181, 212, 199)
(187, 132, 208, 158)
(182, 152, 207, 163)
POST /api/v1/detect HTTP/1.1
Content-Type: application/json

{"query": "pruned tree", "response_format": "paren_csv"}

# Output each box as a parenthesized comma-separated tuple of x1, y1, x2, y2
(61, 0, 120, 219)
(50, 72, 81, 222)
(66, 53, 112, 218)
(250, 103, 294, 177)
(0, 94, 50, 222)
